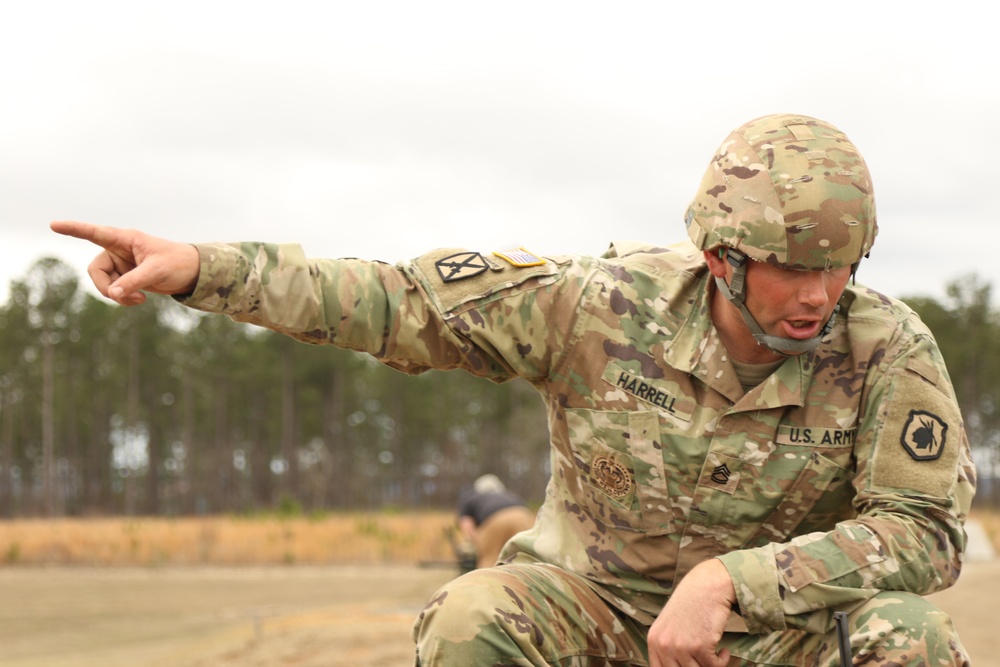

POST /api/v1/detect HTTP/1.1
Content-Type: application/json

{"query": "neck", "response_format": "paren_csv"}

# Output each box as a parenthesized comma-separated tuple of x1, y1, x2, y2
(709, 282, 785, 365)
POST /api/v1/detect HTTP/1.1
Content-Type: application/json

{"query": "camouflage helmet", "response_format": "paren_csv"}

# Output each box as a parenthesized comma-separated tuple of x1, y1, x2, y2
(685, 114, 877, 270)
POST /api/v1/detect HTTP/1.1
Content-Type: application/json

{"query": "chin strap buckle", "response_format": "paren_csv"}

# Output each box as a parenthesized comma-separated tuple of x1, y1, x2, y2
(722, 248, 749, 304)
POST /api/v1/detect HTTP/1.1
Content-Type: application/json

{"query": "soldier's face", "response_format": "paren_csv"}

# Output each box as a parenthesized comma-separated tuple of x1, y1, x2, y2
(741, 260, 852, 344)
(706, 250, 852, 362)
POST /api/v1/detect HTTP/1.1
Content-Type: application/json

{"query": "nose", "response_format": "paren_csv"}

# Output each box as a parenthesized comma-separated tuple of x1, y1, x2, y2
(798, 271, 830, 308)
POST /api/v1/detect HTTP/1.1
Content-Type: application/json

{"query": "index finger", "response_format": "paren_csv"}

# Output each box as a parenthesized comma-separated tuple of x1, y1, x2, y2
(50, 220, 125, 250)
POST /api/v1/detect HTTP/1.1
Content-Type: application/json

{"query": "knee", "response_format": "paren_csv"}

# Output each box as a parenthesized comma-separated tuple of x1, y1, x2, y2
(413, 569, 510, 640)
(854, 592, 968, 666)
(412, 568, 536, 665)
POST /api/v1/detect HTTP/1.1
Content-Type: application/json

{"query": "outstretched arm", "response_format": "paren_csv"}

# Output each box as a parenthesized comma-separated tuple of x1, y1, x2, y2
(50, 221, 200, 306)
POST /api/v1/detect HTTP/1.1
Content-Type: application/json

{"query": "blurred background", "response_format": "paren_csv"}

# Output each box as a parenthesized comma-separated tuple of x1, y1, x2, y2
(1, 0, 997, 519)
(3, 0, 999, 303)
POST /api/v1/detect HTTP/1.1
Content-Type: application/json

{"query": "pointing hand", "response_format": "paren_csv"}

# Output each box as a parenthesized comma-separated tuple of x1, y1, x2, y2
(50, 221, 201, 306)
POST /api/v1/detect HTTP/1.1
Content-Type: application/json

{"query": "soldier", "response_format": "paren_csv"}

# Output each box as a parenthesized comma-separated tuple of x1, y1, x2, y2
(52, 113, 975, 666)
(456, 474, 535, 570)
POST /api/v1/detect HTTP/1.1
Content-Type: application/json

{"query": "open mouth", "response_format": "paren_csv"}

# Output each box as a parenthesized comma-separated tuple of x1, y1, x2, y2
(783, 319, 822, 339)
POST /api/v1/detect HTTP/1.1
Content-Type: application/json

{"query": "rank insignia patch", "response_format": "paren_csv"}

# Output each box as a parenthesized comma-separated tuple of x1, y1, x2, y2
(592, 455, 632, 499)
(900, 409, 948, 461)
(435, 252, 489, 282)
(493, 248, 545, 267)
(711, 463, 732, 484)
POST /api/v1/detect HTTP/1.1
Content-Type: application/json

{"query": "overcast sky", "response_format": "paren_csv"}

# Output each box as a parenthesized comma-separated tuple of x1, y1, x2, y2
(2, 1, 997, 308)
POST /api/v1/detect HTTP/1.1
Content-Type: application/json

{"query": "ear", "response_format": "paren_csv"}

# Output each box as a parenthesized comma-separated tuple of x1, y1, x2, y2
(703, 249, 729, 278)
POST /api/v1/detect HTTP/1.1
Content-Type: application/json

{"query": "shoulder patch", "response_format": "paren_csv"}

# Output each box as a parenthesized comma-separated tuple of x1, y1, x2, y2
(872, 370, 961, 497)
(410, 248, 560, 315)
(493, 248, 545, 267)
(435, 252, 490, 283)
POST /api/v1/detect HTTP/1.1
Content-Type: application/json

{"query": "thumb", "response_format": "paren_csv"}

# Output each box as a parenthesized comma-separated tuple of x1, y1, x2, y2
(105, 258, 164, 305)
(108, 279, 148, 306)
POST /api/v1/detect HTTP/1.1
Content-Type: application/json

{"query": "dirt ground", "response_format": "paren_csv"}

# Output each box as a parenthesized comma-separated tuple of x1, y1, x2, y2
(0, 560, 997, 667)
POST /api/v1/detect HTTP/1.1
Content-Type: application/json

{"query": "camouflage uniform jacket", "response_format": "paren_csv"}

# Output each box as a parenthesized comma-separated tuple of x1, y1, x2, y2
(180, 238, 976, 635)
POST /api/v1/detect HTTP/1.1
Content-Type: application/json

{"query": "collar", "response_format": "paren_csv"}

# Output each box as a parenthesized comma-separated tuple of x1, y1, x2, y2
(666, 272, 810, 408)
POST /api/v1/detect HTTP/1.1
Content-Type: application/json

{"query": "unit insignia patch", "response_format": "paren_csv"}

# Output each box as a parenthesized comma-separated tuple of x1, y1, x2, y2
(435, 252, 489, 282)
(900, 409, 948, 461)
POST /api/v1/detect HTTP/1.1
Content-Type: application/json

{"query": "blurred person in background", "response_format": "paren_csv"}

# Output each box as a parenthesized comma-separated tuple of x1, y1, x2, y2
(456, 473, 536, 570)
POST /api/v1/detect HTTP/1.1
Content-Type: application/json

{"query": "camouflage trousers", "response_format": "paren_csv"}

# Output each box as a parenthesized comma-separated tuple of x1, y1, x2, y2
(412, 563, 969, 666)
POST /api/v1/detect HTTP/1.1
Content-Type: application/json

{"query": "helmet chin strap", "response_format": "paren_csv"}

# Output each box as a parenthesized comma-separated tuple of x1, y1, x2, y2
(715, 248, 838, 356)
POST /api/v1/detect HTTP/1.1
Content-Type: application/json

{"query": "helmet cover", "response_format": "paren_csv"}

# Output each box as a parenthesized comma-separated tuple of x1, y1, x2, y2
(685, 114, 877, 270)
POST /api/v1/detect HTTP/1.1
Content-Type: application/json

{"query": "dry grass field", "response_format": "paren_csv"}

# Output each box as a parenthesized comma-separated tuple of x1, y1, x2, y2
(0, 510, 997, 666)
(0, 511, 458, 567)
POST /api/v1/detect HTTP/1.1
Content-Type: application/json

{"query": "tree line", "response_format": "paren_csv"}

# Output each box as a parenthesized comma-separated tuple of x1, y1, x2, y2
(1, 258, 997, 518)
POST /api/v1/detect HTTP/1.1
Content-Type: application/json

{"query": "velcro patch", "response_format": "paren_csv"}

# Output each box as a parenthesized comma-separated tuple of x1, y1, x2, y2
(411, 248, 560, 315)
(872, 370, 961, 497)
(493, 248, 545, 267)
